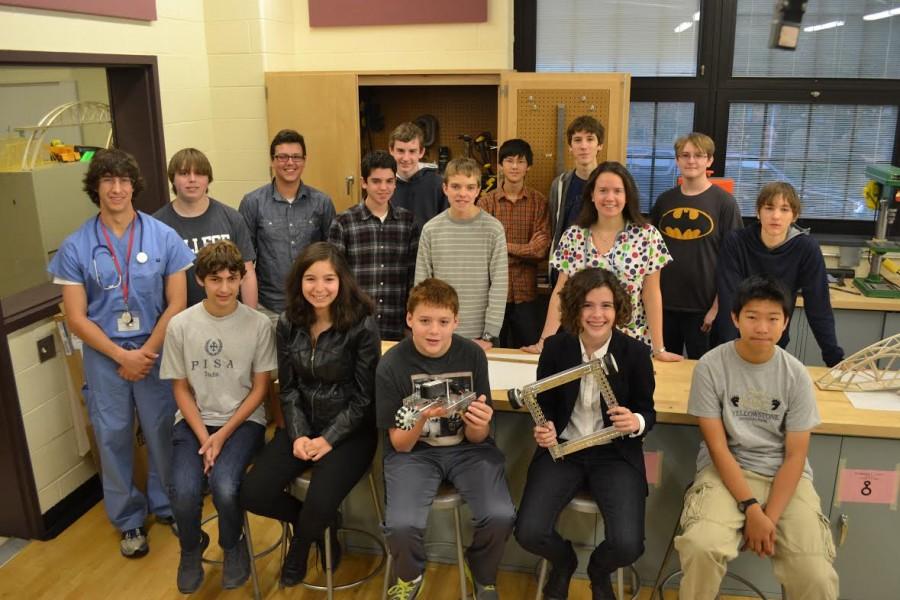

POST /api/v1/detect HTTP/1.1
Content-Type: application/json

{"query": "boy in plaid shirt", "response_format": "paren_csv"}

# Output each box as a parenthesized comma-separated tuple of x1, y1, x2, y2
(329, 150, 418, 340)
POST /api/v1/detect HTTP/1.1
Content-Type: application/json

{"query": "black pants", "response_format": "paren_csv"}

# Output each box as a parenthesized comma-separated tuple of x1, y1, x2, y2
(663, 309, 711, 359)
(240, 427, 377, 546)
(499, 300, 540, 348)
(514, 445, 646, 581)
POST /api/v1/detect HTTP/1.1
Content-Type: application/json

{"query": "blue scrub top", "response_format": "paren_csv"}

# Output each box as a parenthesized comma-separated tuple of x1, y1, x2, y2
(48, 211, 195, 342)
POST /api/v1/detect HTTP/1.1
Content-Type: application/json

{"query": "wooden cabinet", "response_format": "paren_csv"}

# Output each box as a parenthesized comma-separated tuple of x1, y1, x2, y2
(265, 70, 631, 211)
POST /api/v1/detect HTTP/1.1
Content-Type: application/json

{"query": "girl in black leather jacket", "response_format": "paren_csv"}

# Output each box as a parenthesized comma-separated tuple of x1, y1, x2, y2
(240, 242, 381, 587)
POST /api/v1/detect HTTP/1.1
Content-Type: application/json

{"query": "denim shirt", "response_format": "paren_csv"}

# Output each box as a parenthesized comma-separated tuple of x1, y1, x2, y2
(239, 180, 335, 312)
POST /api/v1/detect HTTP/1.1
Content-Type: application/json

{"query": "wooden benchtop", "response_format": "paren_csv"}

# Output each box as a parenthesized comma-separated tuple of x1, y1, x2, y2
(800, 280, 900, 312)
(379, 342, 900, 440)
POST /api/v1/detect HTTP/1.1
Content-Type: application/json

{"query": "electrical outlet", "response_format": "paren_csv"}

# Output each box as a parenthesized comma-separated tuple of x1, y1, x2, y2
(37, 335, 56, 363)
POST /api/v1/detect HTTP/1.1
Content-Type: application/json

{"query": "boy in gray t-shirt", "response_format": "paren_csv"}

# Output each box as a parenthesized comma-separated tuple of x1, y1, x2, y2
(160, 241, 276, 594)
(674, 274, 838, 599)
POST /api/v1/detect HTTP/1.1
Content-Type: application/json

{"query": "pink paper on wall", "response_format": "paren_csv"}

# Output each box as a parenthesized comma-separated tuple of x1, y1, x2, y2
(644, 451, 662, 486)
(308, 0, 487, 27)
(0, 0, 155, 21)
(838, 468, 898, 506)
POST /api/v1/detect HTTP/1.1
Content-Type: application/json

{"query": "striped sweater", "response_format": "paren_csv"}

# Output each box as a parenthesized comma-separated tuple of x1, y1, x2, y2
(414, 209, 509, 339)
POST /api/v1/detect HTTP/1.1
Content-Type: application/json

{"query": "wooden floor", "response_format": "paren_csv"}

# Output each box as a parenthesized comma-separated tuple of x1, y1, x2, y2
(0, 500, 755, 599)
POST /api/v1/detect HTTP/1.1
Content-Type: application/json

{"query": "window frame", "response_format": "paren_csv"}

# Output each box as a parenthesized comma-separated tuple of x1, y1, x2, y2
(515, 0, 900, 237)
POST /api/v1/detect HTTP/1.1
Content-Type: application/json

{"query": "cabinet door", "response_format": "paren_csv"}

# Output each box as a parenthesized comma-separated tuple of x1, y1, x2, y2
(802, 308, 885, 367)
(499, 72, 630, 198)
(265, 72, 361, 212)
(829, 437, 900, 599)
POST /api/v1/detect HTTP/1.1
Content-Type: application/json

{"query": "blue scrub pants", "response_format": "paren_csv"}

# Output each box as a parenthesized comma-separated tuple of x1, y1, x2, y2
(82, 343, 176, 532)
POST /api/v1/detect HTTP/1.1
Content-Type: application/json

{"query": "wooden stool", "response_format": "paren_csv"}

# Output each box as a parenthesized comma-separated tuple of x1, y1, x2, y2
(288, 467, 387, 599)
(381, 482, 469, 600)
(534, 490, 640, 600)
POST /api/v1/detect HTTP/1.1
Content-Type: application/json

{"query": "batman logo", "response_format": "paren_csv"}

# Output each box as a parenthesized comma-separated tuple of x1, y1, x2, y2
(659, 207, 714, 240)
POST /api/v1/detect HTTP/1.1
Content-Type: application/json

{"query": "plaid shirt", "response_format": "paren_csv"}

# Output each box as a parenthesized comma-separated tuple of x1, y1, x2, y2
(328, 202, 419, 340)
(479, 185, 550, 303)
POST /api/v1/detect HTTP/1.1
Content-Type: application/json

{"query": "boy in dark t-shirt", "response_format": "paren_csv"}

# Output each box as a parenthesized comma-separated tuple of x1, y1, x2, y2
(154, 148, 258, 308)
(650, 132, 742, 358)
(376, 278, 515, 600)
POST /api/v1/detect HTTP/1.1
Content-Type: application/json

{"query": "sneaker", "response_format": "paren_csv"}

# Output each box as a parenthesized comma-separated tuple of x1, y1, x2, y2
(222, 536, 251, 589)
(464, 559, 498, 599)
(543, 541, 578, 600)
(280, 536, 309, 588)
(120, 527, 149, 558)
(176, 530, 210, 594)
(386, 574, 424, 600)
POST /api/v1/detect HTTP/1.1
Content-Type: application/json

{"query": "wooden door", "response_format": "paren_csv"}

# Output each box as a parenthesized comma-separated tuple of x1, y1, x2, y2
(498, 72, 631, 197)
(265, 72, 361, 212)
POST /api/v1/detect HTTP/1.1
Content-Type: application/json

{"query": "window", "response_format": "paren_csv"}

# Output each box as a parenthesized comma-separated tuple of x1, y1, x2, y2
(536, 0, 701, 76)
(725, 102, 898, 220)
(627, 102, 695, 211)
(733, 0, 900, 79)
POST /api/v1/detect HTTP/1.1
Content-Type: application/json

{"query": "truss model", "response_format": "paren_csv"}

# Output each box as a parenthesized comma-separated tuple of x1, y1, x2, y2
(816, 333, 900, 392)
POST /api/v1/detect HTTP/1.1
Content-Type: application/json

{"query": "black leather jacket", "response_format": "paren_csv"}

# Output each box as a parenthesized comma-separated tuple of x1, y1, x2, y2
(277, 313, 381, 445)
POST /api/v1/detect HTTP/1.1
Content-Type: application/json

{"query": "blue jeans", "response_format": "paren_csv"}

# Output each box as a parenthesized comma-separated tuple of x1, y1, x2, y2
(169, 419, 264, 551)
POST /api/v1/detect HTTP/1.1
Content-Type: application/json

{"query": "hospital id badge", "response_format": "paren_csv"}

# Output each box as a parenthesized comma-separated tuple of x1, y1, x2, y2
(117, 312, 141, 332)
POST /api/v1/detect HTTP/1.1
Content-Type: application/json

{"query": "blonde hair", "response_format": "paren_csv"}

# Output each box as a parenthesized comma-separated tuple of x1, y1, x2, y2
(442, 157, 481, 184)
(674, 132, 714, 157)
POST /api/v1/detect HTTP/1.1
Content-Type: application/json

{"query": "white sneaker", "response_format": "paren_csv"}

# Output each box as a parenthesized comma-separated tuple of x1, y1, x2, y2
(120, 527, 149, 558)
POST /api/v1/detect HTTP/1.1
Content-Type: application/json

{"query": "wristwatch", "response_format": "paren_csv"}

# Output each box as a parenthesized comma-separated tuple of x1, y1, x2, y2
(737, 497, 759, 513)
(481, 333, 500, 346)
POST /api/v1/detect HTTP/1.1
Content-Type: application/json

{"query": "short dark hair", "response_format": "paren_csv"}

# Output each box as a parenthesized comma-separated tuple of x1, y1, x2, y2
(498, 138, 533, 166)
(167, 147, 213, 195)
(576, 161, 646, 228)
(361, 150, 397, 180)
(82, 148, 145, 207)
(407, 278, 459, 316)
(284, 242, 374, 332)
(566, 115, 605, 145)
(195, 240, 246, 280)
(559, 268, 631, 335)
(732, 274, 791, 319)
(270, 129, 306, 159)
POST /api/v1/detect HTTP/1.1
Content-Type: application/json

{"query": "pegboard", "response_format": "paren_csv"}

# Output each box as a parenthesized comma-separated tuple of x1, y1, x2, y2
(360, 85, 498, 170)
(515, 89, 612, 198)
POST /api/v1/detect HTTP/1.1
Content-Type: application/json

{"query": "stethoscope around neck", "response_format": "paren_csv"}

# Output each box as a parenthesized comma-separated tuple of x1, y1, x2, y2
(91, 213, 148, 289)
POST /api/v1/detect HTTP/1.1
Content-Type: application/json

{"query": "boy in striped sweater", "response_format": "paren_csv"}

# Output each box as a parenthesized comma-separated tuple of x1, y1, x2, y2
(414, 158, 508, 350)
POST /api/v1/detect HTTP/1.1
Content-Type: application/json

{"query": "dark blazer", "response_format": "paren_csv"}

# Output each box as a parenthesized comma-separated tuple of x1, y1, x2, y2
(536, 329, 656, 478)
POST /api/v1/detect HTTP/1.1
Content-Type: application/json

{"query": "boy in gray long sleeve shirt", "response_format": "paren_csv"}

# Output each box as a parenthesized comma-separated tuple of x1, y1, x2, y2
(414, 158, 508, 349)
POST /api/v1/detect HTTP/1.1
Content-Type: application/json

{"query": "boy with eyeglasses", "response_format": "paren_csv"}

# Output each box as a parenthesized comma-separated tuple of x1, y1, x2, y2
(239, 129, 336, 317)
(650, 132, 742, 358)
(48, 148, 195, 559)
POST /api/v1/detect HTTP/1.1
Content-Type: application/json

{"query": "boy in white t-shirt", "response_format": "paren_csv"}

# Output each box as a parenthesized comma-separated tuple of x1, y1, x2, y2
(675, 274, 838, 599)
(161, 240, 276, 594)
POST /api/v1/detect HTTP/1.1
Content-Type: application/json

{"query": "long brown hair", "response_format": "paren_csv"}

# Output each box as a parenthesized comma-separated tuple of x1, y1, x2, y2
(284, 242, 374, 331)
(575, 161, 646, 228)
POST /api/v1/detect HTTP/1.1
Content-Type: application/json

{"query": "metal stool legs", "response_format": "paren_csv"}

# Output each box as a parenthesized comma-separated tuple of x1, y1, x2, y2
(452, 504, 467, 600)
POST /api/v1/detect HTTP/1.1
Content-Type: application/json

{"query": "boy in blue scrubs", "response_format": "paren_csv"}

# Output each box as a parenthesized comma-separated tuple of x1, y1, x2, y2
(49, 149, 195, 558)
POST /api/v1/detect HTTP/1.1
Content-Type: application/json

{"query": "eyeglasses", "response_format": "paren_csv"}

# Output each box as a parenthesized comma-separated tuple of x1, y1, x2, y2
(677, 153, 709, 161)
(273, 154, 306, 164)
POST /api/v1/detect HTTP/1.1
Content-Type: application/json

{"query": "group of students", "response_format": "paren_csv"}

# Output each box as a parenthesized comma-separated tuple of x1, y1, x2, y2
(46, 110, 844, 599)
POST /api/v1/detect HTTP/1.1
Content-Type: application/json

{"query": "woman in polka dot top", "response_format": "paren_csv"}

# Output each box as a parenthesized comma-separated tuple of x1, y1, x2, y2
(524, 161, 683, 362)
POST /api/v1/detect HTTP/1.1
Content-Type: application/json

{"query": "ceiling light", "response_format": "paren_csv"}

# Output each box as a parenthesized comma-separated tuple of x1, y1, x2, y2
(863, 8, 900, 21)
(803, 20, 844, 32)
(674, 21, 693, 33)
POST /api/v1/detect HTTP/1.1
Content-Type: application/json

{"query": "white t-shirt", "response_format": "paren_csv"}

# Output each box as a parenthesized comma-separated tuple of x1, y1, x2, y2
(161, 301, 277, 426)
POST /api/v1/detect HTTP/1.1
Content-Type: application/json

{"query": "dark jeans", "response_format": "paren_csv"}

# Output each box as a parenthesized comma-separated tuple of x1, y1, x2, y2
(169, 419, 265, 551)
(240, 427, 377, 548)
(514, 445, 646, 581)
(499, 300, 541, 348)
(383, 442, 516, 584)
(663, 309, 711, 359)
